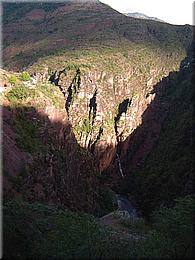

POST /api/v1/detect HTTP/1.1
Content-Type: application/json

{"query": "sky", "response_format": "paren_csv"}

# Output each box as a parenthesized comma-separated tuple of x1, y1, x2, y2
(100, 0, 194, 25)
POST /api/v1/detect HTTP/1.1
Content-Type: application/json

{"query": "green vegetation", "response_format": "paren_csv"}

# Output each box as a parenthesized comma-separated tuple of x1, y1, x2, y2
(4, 196, 194, 259)
(4, 200, 102, 259)
(12, 107, 42, 153)
(3, 199, 134, 259)
(152, 196, 194, 256)
(6, 85, 37, 103)
(136, 196, 194, 258)
(29, 43, 183, 78)
(98, 187, 117, 216)
(37, 84, 64, 109)
(82, 118, 92, 134)
(5, 82, 64, 109)
(20, 71, 30, 81)
(8, 75, 18, 85)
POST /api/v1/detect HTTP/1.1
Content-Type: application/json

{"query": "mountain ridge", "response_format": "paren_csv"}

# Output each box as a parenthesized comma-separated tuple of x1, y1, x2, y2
(125, 12, 164, 23)
(3, 1, 193, 70)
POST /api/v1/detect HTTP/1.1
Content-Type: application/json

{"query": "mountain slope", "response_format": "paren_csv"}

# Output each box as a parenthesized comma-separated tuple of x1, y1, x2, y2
(3, 1, 192, 70)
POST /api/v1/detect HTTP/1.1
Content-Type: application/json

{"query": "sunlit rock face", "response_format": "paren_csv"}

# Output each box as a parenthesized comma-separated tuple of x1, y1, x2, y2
(30, 63, 174, 172)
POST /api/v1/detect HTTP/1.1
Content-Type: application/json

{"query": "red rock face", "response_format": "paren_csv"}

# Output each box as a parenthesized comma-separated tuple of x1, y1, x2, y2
(3, 107, 30, 178)
(2, 102, 101, 214)
(3, 107, 31, 198)
(96, 141, 116, 171)
(78, 23, 97, 33)
(93, 90, 158, 173)
(122, 104, 165, 169)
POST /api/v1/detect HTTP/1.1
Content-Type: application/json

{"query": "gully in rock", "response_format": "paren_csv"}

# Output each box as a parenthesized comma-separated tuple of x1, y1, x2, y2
(114, 98, 132, 179)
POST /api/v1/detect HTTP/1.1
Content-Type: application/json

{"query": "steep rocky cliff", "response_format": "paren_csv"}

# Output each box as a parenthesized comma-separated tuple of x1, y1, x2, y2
(25, 44, 186, 173)
(2, 2, 194, 259)
(2, 1, 193, 216)
(108, 51, 194, 215)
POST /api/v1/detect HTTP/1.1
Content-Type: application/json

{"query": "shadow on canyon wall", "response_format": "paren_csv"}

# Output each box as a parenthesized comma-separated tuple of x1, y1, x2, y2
(104, 48, 194, 215)
(2, 104, 110, 216)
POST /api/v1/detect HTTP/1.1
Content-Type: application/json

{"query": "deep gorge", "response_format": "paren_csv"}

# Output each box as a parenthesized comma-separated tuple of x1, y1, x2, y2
(2, 1, 194, 258)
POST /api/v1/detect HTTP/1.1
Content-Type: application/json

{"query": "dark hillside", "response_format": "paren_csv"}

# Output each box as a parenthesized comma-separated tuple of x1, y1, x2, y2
(3, 104, 105, 215)
(112, 54, 194, 216)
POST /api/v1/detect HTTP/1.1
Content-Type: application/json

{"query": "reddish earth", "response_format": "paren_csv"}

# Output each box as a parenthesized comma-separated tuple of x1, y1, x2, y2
(96, 142, 116, 171)
(26, 9, 46, 21)
(3, 107, 30, 178)
(3, 107, 31, 199)
(48, 4, 76, 18)
(79, 23, 97, 33)
(2, 102, 101, 213)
